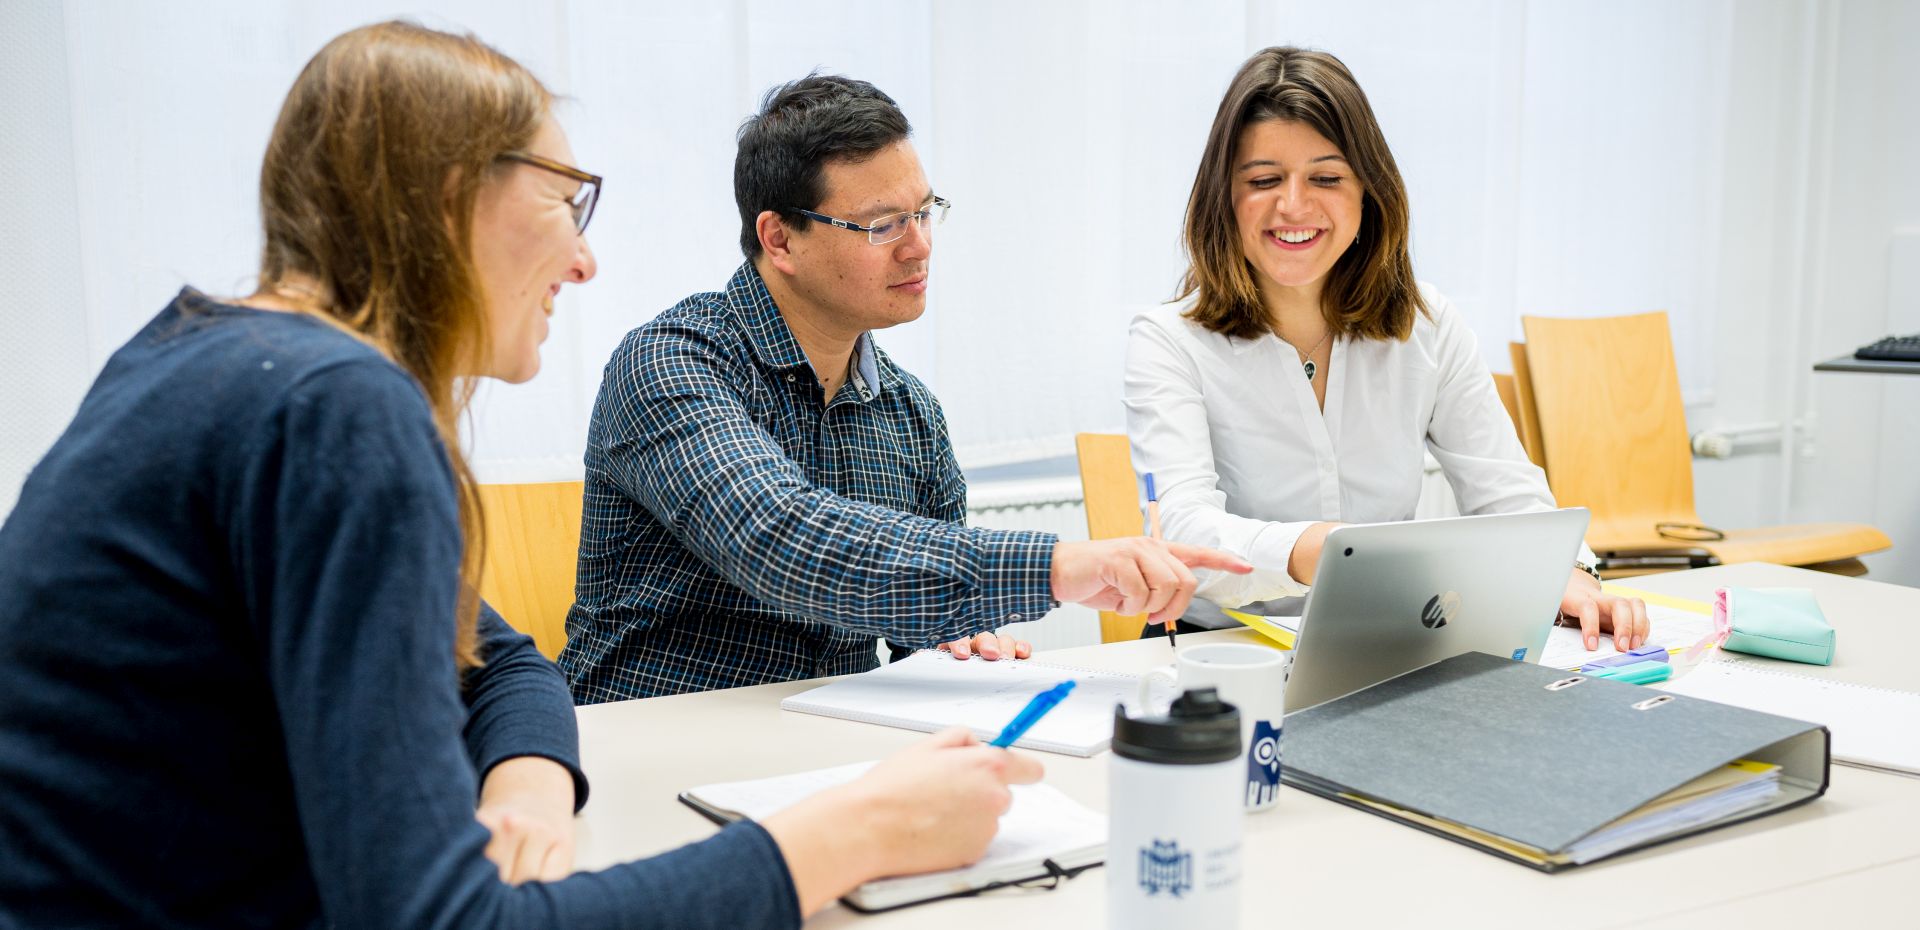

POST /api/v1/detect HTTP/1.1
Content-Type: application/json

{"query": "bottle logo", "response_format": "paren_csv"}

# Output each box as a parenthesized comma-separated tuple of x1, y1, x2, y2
(1246, 719, 1282, 806)
(1421, 591, 1462, 629)
(1137, 839, 1193, 897)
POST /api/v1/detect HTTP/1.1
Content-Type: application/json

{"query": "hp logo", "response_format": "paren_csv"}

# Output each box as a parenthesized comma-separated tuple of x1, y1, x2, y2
(1421, 591, 1462, 629)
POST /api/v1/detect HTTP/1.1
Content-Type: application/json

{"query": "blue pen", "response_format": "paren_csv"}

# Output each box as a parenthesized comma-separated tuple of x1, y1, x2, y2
(1143, 474, 1175, 647)
(989, 680, 1077, 748)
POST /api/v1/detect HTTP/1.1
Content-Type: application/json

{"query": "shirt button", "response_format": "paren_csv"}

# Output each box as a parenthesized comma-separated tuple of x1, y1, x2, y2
(1008, 613, 1023, 622)
(785, 373, 795, 382)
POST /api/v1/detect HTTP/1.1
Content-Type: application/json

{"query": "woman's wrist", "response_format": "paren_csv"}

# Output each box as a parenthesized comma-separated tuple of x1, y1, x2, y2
(479, 755, 576, 816)
(760, 783, 886, 916)
(1286, 522, 1341, 585)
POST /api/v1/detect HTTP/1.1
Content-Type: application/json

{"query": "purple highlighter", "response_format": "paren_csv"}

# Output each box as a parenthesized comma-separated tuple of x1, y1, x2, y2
(1580, 644, 1670, 673)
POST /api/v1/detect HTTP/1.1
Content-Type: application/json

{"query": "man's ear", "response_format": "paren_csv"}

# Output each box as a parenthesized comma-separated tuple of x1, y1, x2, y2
(758, 210, 801, 276)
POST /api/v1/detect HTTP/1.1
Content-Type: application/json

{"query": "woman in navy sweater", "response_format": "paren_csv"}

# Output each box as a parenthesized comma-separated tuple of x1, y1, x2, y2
(0, 21, 1038, 929)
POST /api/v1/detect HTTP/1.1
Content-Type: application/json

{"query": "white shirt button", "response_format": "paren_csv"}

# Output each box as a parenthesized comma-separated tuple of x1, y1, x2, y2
(1008, 613, 1023, 622)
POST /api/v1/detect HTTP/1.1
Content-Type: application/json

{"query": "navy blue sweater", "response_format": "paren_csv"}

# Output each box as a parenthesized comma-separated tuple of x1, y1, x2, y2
(0, 291, 800, 929)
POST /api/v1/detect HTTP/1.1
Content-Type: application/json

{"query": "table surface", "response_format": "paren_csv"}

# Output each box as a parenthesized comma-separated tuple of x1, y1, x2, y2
(1812, 352, 1920, 375)
(571, 563, 1920, 929)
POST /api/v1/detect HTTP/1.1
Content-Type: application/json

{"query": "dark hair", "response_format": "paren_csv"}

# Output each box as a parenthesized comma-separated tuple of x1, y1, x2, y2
(1177, 47, 1426, 341)
(734, 72, 912, 259)
(256, 21, 551, 670)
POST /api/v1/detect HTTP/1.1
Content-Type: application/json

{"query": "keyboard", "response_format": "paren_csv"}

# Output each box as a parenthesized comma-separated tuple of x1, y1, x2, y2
(1854, 334, 1920, 362)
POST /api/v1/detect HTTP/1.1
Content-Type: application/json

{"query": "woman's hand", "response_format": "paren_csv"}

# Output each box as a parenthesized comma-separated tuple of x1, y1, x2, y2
(937, 630, 1032, 660)
(760, 728, 1045, 916)
(475, 755, 578, 885)
(1560, 568, 1649, 652)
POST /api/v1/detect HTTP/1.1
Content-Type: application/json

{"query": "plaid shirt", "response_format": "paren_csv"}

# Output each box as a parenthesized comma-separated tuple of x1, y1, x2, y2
(557, 263, 1058, 702)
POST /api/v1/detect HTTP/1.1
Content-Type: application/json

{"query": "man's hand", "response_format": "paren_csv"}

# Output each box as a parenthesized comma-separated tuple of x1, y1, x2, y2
(1560, 568, 1650, 652)
(1050, 538, 1252, 624)
(476, 755, 577, 885)
(937, 630, 1033, 660)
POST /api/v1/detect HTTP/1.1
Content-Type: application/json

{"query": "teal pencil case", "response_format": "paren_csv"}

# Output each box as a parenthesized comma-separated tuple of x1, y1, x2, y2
(1714, 586, 1835, 665)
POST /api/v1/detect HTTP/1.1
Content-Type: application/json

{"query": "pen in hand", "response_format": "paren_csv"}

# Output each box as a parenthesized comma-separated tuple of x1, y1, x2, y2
(1144, 473, 1176, 647)
(989, 680, 1076, 748)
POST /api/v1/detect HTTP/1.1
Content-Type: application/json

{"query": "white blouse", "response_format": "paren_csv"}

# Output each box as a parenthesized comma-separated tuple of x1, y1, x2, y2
(1124, 284, 1575, 627)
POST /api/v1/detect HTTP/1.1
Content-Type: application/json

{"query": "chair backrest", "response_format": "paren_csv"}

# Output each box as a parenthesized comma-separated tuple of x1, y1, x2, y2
(1519, 313, 1700, 549)
(1073, 433, 1150, 643)
(1506, 341, 1548, 470)
(1492, 373, 1523, 438)
(476, 480, 585, 659)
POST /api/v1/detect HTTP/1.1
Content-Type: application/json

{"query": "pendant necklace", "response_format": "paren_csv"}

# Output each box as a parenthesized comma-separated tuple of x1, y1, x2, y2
(1281, 326, 1333, 382)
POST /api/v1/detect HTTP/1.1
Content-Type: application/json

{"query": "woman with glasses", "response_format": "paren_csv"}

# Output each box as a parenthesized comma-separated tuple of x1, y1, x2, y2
(0, 22, 1037, 929)
(1125, 47, 1651, 652)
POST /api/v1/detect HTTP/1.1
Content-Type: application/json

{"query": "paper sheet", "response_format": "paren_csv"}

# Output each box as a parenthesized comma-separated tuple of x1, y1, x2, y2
(780, 651, 1171, 755)
(1538, 602, 1715, 670)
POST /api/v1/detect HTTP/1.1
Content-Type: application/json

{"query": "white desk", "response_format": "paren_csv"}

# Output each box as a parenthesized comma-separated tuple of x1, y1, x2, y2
(572, 564, 1919, 928)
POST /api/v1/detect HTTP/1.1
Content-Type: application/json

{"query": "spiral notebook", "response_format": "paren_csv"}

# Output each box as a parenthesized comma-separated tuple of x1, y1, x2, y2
(1661, 656, 1920, 777)
(680, 760, 1105, 912)
(778, 651, 1169, 756)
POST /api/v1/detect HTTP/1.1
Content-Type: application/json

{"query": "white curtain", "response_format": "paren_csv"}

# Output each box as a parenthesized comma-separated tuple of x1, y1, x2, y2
(0, 0, 1898, 525)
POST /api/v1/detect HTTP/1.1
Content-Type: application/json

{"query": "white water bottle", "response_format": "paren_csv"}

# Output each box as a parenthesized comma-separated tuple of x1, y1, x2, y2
(1107, 687, 1243, 930)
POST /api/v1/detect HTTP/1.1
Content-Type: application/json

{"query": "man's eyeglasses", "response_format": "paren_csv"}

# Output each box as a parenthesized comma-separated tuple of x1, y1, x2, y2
(794, 197, 950, 246)
(500, 151, 602, 235)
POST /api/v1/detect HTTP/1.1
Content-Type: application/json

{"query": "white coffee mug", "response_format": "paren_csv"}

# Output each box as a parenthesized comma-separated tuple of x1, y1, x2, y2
(1141, 642, 1292, 811)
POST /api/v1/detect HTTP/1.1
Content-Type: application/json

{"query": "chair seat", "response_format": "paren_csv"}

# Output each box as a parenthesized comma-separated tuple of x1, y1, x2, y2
(1592, 522, 1891, 568)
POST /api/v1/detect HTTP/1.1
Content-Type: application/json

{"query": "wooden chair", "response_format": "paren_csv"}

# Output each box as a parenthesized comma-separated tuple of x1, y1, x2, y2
(475, 481, 585, 658)
(1073, 433, 1151, 643)
(1507, 341, 1548, 469)
(1519, 312, 1890, 568)
(1492, 373, 1524, 442)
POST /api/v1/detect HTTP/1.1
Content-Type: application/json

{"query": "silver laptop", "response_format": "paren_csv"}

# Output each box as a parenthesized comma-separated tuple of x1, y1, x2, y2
(1281, 508, 1591, 713)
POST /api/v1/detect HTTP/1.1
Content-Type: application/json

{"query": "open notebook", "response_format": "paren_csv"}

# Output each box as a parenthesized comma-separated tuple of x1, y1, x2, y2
(1661, 656, 1920, 777)
(680, 761, 1106, 913)
(779, 651, 1170, 756)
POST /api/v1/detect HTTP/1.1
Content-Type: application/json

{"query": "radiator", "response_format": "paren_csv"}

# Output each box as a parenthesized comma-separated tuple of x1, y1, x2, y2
(964, 457, 1460, 652)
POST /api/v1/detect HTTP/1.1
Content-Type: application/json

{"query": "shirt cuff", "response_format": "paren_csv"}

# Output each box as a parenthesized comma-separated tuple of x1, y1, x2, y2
(969, 529, 1059, 625)
(1245, 521, 1313, 594)
(731, 819, 804, 929)
(476, 752, 592, 814)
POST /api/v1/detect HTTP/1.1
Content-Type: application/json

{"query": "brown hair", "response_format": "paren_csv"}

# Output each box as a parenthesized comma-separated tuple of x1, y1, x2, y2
(255, 21, 552, 669)
(1176, 47, 1426, 341)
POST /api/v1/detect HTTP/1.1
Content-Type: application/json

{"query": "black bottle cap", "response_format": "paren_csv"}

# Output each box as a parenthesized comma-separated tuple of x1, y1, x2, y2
(1111, 686, 1241, 765)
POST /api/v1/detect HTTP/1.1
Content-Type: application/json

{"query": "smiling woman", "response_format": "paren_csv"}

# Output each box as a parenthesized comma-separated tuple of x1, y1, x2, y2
(1125, 46, 1648, 653)
(1177, 47, 1422, 344)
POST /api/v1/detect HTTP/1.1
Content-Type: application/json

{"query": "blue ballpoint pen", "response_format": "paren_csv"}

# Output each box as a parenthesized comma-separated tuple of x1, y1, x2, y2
(989, 680, 1078, 748)
(1144, 473, 1175, 647)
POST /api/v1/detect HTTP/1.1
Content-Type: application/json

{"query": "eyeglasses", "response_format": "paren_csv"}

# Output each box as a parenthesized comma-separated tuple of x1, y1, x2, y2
(500, 151, 602, 235)
(793, 197, 950, 246)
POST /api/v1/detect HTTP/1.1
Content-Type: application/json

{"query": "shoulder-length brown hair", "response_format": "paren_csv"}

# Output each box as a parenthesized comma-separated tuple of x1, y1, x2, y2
(255, 21, 551, 669)
(1177, 47, 1426, 341)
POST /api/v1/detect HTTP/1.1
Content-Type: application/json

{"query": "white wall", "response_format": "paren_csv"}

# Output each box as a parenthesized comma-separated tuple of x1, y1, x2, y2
(3, 0, 1916, 584)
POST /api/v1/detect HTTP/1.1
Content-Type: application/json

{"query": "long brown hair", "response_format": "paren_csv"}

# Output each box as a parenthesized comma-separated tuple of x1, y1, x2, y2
(255, 21, 551, 669)
(1177, 47, 1426, 341)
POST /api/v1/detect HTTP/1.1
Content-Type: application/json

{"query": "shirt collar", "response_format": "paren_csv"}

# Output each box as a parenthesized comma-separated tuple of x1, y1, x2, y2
(728, 261, 895, 402)
(727, 262, 812, 372)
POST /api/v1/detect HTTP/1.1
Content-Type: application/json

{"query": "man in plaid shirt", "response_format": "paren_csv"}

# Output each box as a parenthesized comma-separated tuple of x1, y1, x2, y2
(557, 74, 1246, 703)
